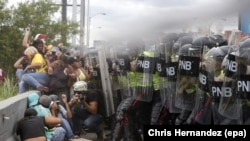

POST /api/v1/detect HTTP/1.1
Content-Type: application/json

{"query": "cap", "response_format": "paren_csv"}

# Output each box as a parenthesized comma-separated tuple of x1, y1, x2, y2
(67, 56, 80, 64)
(34, 34, 47, 40)
(51, 46, 60, 52)
(39, 95, 52, 108)
(27, 92, 39, 107)
(49, 94, 60, 103)
(24, 108, 37, 117)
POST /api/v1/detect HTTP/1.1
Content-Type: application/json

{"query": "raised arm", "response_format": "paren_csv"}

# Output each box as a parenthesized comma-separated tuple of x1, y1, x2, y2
(22, 27, 31, 48)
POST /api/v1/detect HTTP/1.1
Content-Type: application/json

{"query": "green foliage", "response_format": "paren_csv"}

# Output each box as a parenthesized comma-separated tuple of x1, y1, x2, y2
(0, 76, 18, 101)
(12, 0, 79, 46)
(0, 0, 79, 76)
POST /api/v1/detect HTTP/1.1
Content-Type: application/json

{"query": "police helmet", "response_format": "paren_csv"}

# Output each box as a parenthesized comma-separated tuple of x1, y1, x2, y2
(161, 33, 178, 43)
(177, 35, 193, 46)
(172, 42, 181, 55)
(73, 81, 88, 92)
(178, 44, 192, 56)
(204, 47, 226, 62)
(209, 34, 228, 47)
(192, 36, 215, 49)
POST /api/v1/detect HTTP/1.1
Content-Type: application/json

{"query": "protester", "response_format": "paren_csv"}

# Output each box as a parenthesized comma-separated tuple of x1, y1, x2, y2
(47, 59, 71, 99)
(22, 26, 47, 55)
(14, 55, 34, 82)
(16, 108, 62, 141)
(49, 94, 79, 140)
(67, 56, 93, 96)
(27, 93, 66, 141)
(18, 47, 49, 94)
(68, 81, 105, 140)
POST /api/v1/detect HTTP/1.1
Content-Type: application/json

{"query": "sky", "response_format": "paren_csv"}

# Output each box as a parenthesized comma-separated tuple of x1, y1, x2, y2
(7, 0, 249, 47)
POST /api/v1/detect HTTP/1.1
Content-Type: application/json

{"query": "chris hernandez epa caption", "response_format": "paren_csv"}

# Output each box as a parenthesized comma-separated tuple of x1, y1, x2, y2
(148, 129, 222, 136)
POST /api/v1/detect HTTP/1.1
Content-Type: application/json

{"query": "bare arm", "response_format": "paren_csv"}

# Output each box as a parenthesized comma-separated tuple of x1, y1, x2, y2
(61, 94, 72, 118)
(14, 56, 26, 68)
(68, 94, 79, 108)
(44, 115, 61, 127)
(82, 100, 98, 114)
(22, 27, 30, 48)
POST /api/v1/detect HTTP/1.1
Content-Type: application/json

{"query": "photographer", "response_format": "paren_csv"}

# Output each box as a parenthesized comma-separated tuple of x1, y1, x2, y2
(68, 81, 105, 140)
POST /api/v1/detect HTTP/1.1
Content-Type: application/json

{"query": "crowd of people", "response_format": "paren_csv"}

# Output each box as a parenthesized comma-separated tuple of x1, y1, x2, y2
(15, 27, 106, 141)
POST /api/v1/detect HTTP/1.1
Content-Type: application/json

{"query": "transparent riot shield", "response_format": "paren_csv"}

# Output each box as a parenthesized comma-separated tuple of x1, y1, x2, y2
(175, 55, 200, 111)
(156, 58, 168, 106)
(218, 31, 243, 121)
(218, 52, 240, 120)
(235, 74, 249, 124)
(132, 55, 156, 102)
(190, 68, 212, 125)
(116, 54, 132, 99)
(90, 67, 102, 89)
(191, 47, 227, 125)
(166, 61, 181, 113)
(234, 38, 250, 124)
(165, 42, 182, 113)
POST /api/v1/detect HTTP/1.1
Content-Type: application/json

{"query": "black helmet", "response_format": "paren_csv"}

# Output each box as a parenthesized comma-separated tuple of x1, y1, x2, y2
(177, 35, 193, 46)
(172, 42, 181, 55)
(192, 36, 215, 49)
(161, 33, 178, 43)
(178, 44, 192, 56)
(219, 45, 233, 55)
(205, 47, 227, 62)
(209, 34, 228, 47)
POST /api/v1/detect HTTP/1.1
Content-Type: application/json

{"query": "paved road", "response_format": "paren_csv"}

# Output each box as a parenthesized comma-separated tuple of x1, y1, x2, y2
(72, 126, 111, 141)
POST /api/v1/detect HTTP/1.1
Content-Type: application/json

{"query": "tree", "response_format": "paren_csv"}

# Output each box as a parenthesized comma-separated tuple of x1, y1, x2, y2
(0, 0, 79, 75)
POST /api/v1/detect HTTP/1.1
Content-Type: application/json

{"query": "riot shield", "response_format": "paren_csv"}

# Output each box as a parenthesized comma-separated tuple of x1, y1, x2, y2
(175, 55, 200, 111)
(166, 61, 181, 113)
(157, 41, 174, 108)
(156, 58, 168, 106)
(116, 54, 132, 99)
(218, 51, 240, 120)
(191, 46, 229, 124)
(219, 31, 241, 120)
(132, 55, 156, 102)
(234, 37, 250, 124)
(190, 68, 212, 125)
(217, 31, 243, 120)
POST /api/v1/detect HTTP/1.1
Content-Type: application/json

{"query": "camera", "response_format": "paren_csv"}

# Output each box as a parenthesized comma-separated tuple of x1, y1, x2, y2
(74, 91, 84, 100)
(78, 94, 84, 100)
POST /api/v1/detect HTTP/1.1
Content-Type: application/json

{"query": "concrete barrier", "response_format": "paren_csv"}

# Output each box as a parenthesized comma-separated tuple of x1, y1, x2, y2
(0, 91, 40, 141)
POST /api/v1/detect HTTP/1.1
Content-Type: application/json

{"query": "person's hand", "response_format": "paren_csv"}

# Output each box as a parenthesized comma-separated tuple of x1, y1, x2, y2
(88, 66, 94, 73)
(45, 51, 52, 58)
(55, 51, 62, 59)
(69, 73, 76, 79)
(50, 102, 57, 112)
(23, 65, 31, 72)
(25, 27, 30, 34)
(61, 94, 67, 104)
(81, 95, 87, 105)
